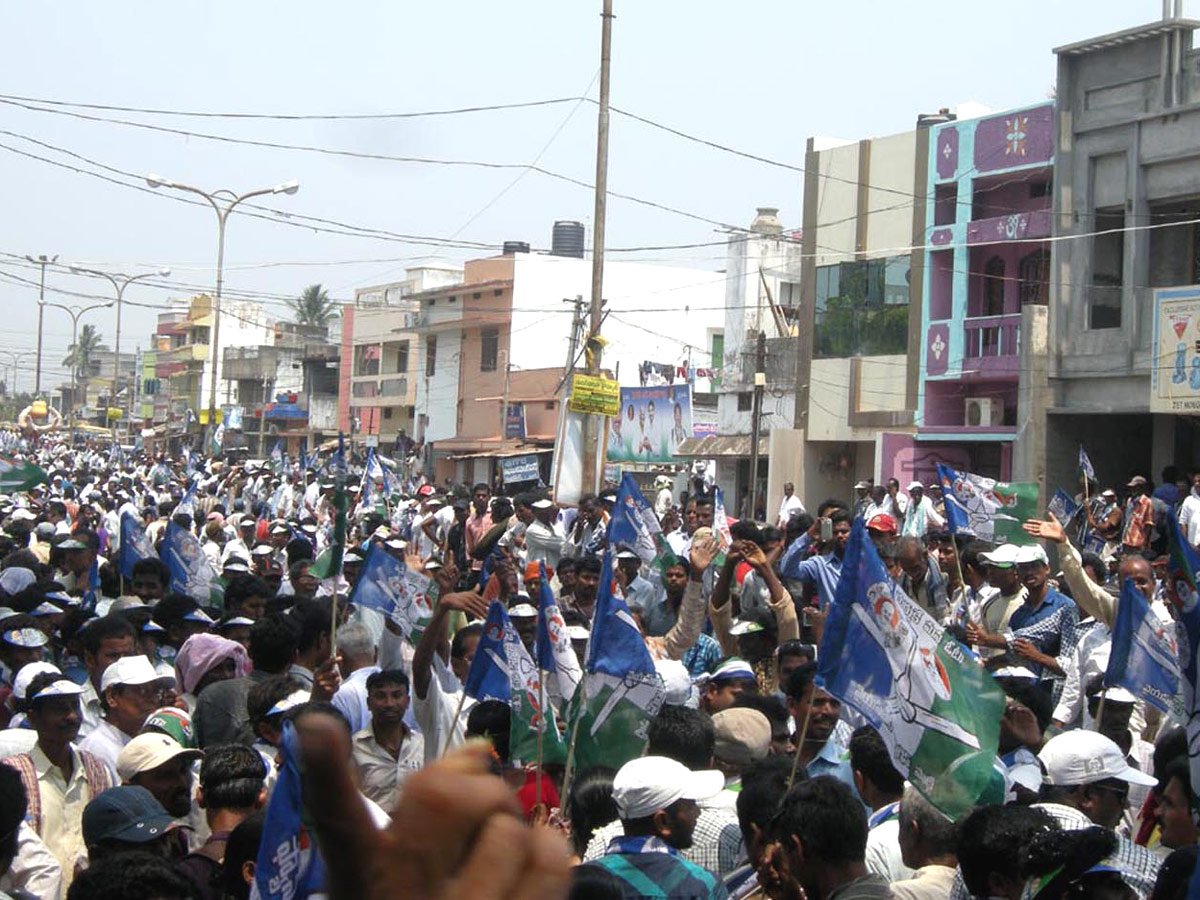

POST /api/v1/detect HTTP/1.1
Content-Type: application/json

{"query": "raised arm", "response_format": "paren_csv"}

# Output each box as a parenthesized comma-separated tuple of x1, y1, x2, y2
(1023, 514, 1115, 627)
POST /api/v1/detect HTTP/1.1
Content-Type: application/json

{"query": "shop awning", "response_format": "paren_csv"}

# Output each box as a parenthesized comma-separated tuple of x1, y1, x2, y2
(673, 434, 769, 458)
(445, 447, 554, 461)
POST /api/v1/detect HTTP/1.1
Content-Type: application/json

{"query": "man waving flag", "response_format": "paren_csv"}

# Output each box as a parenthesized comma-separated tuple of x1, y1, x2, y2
(817, 519, 1006, 820)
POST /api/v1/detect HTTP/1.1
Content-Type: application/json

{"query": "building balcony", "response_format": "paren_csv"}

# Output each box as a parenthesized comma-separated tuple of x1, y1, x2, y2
(963, 314, 1020, 377)
(350, 375, 413, 406)
(965, 209, 1051, 245)
(160, 343, 209, 364)
(223, 346, 278, 380)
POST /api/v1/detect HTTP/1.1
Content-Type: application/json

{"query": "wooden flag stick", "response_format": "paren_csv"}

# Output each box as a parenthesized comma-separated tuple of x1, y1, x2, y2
(785, 694, 815, 792)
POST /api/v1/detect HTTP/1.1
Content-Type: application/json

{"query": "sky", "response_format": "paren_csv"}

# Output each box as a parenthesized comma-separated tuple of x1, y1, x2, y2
(0, 0, 1161, 394)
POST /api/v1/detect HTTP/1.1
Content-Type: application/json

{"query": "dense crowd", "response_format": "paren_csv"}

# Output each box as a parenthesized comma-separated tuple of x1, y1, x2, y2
(0, 434, 1193, 900)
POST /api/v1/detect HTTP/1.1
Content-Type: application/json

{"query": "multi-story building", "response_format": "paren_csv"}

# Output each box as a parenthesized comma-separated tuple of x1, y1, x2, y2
(788, 119, 936, 504)
(911, 102, 1055, 484)
(1042, 13, 1200, 494)
(221, 321, 339, 455)
(688, 208, 804, 517)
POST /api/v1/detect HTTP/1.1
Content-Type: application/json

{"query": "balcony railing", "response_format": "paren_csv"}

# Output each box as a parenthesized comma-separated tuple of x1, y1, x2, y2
(963, 313, 1020, 376)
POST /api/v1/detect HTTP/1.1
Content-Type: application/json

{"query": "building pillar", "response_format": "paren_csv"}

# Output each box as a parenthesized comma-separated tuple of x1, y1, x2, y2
(1014, 305, 1049, 505)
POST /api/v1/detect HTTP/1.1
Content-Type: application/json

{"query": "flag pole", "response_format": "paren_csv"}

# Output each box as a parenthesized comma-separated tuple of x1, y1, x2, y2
(444, 688, 469, 759)
(1093, 691, 1108, 733)
(535, 671, 545, 811)
(786, 695, 815, 792)
(558, 670, 590, 817)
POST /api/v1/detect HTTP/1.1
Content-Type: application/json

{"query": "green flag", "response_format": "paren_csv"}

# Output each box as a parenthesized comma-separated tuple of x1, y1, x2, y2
(566, 552, 665, 773)
(936, 465, 1040, 545)
(0, 455, 48, 494)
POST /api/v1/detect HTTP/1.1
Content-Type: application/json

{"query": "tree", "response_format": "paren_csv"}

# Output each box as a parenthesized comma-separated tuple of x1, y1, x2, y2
(63, 323, 102, 401)
(291, 283, 337, 328)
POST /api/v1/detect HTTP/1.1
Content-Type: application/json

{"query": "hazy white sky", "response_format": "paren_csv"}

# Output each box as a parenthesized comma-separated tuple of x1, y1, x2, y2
(0, 0, 1163, 391)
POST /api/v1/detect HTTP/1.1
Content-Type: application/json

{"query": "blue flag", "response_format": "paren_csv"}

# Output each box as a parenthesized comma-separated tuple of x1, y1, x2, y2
(251, 721, 325, 900)
(83, 558, 100, 611)
(817, 519, 1006, 820)
(119, 512, 154, 579)
(176, 476, 198, 520)
(567, 551, 665, 772)
(607, 473, 660, 562)
(463, 601, 513, 702)
(348, 544, 432, 640)
(536, 562, 582, 704)
(1105, 577, 1180, 715)
(160, 520, 213, 602)
(1078, 445, 1096, 482)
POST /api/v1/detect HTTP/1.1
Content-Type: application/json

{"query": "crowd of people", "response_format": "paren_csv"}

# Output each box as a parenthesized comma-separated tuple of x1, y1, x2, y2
(0, 433, 1194, 900)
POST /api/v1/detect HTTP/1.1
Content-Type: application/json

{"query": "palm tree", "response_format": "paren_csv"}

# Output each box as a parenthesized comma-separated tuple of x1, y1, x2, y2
(291, 283, 337, 328)
(63, 323, 102, 407)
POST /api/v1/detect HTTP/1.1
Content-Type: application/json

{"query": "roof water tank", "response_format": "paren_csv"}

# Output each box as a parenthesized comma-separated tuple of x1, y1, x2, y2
(502, 241, 530, 256)
(551, 220, 586, 258)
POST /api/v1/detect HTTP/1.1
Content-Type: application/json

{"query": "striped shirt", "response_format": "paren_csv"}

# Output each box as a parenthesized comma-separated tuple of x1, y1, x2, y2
(586, 835, 728, 900)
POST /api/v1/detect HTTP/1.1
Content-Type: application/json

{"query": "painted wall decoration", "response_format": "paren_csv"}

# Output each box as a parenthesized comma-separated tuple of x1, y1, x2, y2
(974, 104, 1054, 172)
(926, 324, 950, 377)
(936, 127, 959, 180)
(607, 385, 693, 463)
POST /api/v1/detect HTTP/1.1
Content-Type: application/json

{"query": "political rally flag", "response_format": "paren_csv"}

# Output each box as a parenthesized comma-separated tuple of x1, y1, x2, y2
(566, 551, 665, 773)
(712, 487, 733, 553)
(1078, 445, 1096, 483)
(309, 433, 347, 581)
(108, 442, 123, 466)
(348, 543, 433, 642)
(83, 558, 100, 610)
(1047, 488, 1080, 525)
(250, 721, 326, 900)
(936, 464, 1038, 546)
(608, 473, 661, 564)
(817, 519, 1006, 820)
(176, 476, 198, 520)
(1164, 516, 1200, 799)
(118, 511, 154, 579)
(535, 563, 582, 706)
(1105, 577, 1180, 715)
(270, 440, 284, 475)
(160, 520, 213, 602)
(210, 422, 224, 457)
(464, 600, 566, 765)
(0, 455, 47, 493)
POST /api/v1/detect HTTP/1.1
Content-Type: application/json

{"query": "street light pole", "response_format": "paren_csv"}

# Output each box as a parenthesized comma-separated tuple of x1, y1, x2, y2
(70, 265, 170, 435)
(0, 351, 34, 398)
(41, 300, 114, 424)
(145, 174, 298, 445)
(24, 254, 58, 396)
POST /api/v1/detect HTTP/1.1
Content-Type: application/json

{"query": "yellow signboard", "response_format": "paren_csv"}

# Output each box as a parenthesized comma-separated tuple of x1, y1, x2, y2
(568, 374, 621, 417)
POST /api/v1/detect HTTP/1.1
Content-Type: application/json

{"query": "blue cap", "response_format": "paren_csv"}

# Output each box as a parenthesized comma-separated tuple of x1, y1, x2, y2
(82, 785, 176, 846)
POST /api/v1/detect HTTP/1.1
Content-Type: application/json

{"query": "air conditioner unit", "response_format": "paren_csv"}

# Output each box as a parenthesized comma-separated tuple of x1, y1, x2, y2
(964, 397, 1001, 427)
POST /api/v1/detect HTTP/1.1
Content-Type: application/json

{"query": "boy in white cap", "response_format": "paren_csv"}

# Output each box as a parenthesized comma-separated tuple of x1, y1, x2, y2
(580, 755, 726, 900)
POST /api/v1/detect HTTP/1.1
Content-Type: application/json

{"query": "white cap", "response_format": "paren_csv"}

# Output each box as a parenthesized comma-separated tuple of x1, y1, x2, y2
(8, 509, 36, 522)
(100, 656, 173, 694)
(1094, 686, 1138, 704)
(612, 756, 724, 820)
(220, 615, 255, 628)
(993, 666, 1038, 682)
(654, 659, 696, 708)
(907, 481, 924, 491)
(0, 568, 35, 595)
(266, 688, 310, 717)
(28, 678, 84, 703)
(531, 498, 554, 510)
(614, 549, 641, 561)
(116, 733, 203, 782)
(1014, 544, 1049, 566)
(566, 625, 590, 641)
(385, 539, 407, 550)
(1038, 731, 1156, 787)
(981, 544, 1021, 567)
(1008, 763, 1044, 794)
(508, 603, 537, 618)
(12, 661, 60, 700)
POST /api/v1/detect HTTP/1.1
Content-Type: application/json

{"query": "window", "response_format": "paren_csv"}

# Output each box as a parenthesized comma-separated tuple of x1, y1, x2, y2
(545, 401, 555, 410)
(425, 335, 438, 376)
(383, 407, 393, 419)
(934, 184, 958, 226)
(1019, 249, 1050, 306)
(354, 344, 380, 376)
(737, 392, 752, 411)
(813, 255, 911, 358)
(1089, 208, 1124, 329)
(983, 257, 1006, 317)
(494, 289, 504, 297)
(396, 341, 410, 374)
(779, 281, 801, 309)
(480, 327, 499, 372)
(473, 292, 481, 300)
(1148, 200, 1200, 288)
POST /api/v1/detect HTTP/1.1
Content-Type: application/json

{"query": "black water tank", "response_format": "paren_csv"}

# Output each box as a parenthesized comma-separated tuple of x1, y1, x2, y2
(551, 220, 585, 258)
(502, 241, 530, 256)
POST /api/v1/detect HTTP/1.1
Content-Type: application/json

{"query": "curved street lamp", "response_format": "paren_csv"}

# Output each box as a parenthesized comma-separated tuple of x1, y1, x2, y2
(145, 174, 299, 441)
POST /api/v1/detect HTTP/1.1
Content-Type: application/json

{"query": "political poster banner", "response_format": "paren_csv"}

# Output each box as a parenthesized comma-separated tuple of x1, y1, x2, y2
(1151, 286, 1200, 413)
(501, 453, 541, 485)
(607, 385, 693, 463)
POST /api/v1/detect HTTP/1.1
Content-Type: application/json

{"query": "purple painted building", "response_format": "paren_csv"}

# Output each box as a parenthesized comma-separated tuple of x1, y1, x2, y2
(911, 102, 1055, 483)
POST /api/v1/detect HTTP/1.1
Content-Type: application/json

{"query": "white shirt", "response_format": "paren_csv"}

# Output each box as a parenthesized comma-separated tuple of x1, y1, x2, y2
(77, 719, 131, 778)
(777, 493, 805, 527)
(864, 813, 914, 883)
(352, 727, 424, 813)
(413, 656, 475, 764)
(1181, 489, 1200, 547)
